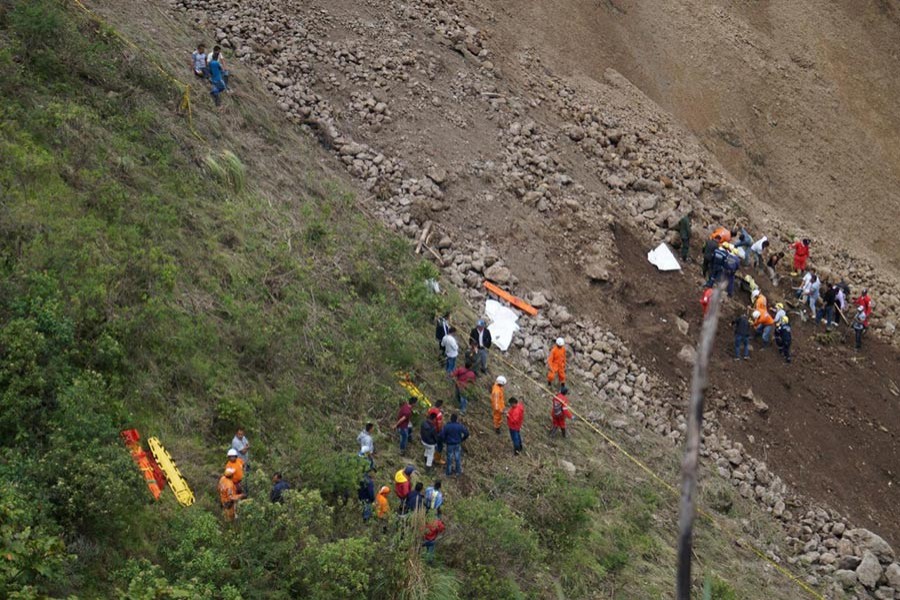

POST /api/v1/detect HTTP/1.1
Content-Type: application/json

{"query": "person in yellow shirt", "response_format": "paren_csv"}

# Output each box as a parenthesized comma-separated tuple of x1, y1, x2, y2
(547, 338, 567, 387)
(491, 376, 507, 433)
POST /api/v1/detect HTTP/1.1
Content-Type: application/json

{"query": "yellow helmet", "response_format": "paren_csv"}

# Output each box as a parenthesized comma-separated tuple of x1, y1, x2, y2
(776, 302, 784, 310)
(781, 316, 789, 325)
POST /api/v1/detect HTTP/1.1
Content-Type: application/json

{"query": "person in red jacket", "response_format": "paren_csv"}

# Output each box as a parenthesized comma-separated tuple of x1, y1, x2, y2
(550, 386, 574, 437)
(855, 288, 873, 327)
(506, 397, 524, 455)
(422, 518, 446, 563)
(790, 238, 810, 274)
(393, 465, 415, 510)
(426, 400, 446, 465)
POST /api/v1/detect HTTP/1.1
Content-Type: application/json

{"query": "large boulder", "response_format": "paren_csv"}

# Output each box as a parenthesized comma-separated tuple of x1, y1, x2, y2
(846, 529, 895, 563)
(857, 551, 884, 589)
(484, 263, 511, 284)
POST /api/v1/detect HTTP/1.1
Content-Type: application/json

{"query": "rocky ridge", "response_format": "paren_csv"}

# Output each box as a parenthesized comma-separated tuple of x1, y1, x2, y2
(172, 0, 899, 596)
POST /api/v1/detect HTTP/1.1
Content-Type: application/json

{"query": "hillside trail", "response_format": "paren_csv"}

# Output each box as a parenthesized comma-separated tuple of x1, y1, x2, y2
(487, 0, 900, 273)
(102, 0, 900, 565)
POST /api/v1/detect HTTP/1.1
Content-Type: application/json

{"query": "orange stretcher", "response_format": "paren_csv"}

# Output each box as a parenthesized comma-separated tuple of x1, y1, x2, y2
(121, 429, 165, 501)
(483, 281, 539, 316)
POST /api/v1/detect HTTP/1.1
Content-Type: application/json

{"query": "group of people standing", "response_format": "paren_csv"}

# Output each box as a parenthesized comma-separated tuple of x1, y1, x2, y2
(190, 42, 230, 106)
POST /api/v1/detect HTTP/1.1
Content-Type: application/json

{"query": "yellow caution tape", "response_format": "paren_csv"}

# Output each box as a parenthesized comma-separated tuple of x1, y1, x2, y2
(147, 437, 195, 507)
(70, 0, 205, 142)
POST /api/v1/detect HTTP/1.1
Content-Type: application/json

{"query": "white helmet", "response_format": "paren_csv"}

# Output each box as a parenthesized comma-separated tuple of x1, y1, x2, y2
(751, 289, 760, 300)
(751, 310, 761, 320)
(227, 448, 238, 458)
(857, 305, 864, 312)
(555, 337, 564, 347)
(496, 376, 507, 386)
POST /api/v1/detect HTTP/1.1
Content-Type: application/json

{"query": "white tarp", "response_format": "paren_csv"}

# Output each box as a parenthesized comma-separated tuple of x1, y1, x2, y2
(647, 243, 682, 272)
(484, 299, 519, 351)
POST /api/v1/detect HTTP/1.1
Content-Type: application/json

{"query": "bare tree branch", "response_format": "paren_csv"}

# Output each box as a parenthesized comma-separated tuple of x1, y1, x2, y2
(677, 282, 726, 599)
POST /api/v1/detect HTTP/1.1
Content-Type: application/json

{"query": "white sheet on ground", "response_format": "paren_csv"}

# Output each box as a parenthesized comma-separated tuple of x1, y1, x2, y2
(647, 243, 682, 272)
(484, 299, 519, 351)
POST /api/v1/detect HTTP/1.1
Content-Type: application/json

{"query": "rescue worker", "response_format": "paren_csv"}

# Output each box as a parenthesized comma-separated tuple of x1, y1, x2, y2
(700, 285, 714, 318)
(723, 246, 742, 297)
(818, 283, 838, 329)
(394, 465, 415, 509)
(766, 251, 784, 286)
(734, 228, 754, 266)
(225, 448, 246, 495)
(469, 320, 493, 375)
(441, 414, 470, 476)
(491, 376, 507, 434)
(218, 467, 244, 521)
(506, 397, 524, 455)
(732, 312, 751, 360)
(375, 485, 391, 532)
(441, 326, 460, 374)
(855, 289, 873, 327)
(706, 243, 729, 287)
(773, 302, 786, 325)
(435, 311, 450, 356)
(450, 360, 476, 414)
(422, 518, 446, 563)
(550, 386, 574, 437)
(426, 400, 446, 465)
(751, 289, 767, 315)
(853, 305, 867, 350)
(357, 422, 376, 471)
(420, 413, 439, 472)
(404, 482, 425, 514)
(790, 238, 811, 274)
(358, 469, 376, 522)
(394, 397, 416, 455)
(270, 472, 290, 503)
(702, 238, 719, 278)
(752, 310, 775, 347)
(775, 316, 792, 363)
(710, 226, 732, 244)
(677, 210, 692, 261)
(547, 338, 567, 387)
(750, 236, 769, 271)
(424, 480, 444, 517)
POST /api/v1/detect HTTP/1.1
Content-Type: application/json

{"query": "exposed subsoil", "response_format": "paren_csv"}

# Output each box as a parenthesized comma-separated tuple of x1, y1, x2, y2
(562, 226, 900, 547)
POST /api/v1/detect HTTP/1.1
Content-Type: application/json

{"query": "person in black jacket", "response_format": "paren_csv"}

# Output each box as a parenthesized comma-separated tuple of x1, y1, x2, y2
(732, 313, 751, 360)
(270, 472, 291, 503)
(358, 470, 376, 522)
(420, 413, 439, 472)
(469, 320, 492, 375)
(701, 238, 718, 278)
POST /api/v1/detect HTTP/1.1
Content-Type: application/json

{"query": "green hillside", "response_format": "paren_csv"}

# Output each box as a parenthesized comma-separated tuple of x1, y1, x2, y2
(0, 2, 817, 599)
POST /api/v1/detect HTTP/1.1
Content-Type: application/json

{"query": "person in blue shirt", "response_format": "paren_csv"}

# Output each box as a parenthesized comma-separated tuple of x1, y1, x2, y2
(424, 480, 444, 517)
(358, 470, 376, 522)
(270, 472, 290, 503)
(440, 414, 470, 476)
(207, 46, 229, 106)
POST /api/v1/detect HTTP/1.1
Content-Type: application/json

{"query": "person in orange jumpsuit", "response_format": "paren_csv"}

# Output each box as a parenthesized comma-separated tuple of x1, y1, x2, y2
(375, 485, 391, 533)
(546, 338, 567, 387)
(752, 310, 775, 347)
(550, 386, 574, 437)
(225, 448, 245, 494)
(790, 238, 810, 274)
(710, 226, 732, 244)
(751, 289, 768, 315)
(218, 467, 244, 521)
(491, 376, 507, 433)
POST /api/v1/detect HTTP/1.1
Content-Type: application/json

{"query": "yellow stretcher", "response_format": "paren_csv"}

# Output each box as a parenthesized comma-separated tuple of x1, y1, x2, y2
(397, 373, 432, 408)
(147, 437, 195, 507)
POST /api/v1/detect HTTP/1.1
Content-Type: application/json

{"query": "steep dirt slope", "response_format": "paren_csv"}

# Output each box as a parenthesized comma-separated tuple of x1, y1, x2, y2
(488, 0, 900, 271)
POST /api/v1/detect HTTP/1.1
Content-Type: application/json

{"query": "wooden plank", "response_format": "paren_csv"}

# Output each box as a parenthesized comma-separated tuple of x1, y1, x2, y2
(483, 281, 539, 316)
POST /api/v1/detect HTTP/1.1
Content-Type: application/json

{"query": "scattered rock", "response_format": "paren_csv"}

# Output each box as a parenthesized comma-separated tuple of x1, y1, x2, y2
(857, 551, 883, 589)
(529, 292, 548, 308)
(675, 317, 689, 336)
(678, 344, 696, 365)
(585, 259, 611, 282)
(559, 459, 577, 476)
(427, 166, 448, 185)
(484, 263, 511, 284)
(753, 398, 769, 414)
(833, 569, 858, 589)
(847, 529, 895, 563)
(885, 563, 900, 588)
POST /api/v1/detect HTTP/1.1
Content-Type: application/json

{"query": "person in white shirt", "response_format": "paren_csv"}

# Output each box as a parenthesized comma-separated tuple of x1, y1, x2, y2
(441, 327, 459, 374)
(357, 422, 376, 470)
(191, 43, 208, 78)
(749, 236, 769, 271)
(231, 428, 250, 466)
